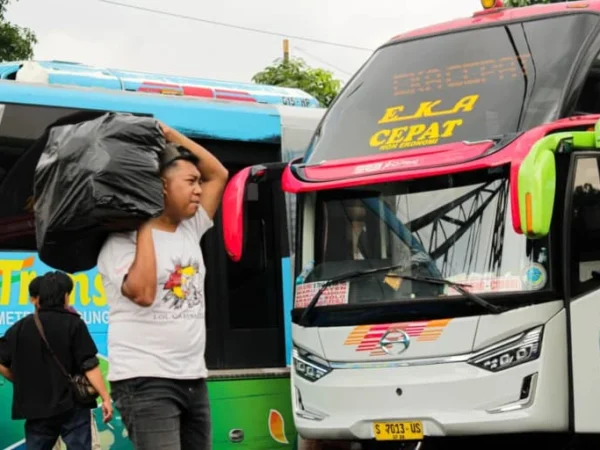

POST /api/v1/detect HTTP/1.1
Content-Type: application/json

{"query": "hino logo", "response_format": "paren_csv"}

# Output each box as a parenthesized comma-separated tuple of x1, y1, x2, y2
(379, 328, 410, 355)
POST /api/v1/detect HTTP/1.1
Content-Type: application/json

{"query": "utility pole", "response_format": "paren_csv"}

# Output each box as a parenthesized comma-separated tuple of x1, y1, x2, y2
(283, 39, 289, 63)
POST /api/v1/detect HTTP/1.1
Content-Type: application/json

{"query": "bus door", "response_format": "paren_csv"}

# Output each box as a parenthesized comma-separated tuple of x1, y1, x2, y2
(565, 153, 600, 434)
(199, 142, 289, 371)
(200, 144, 293, 448)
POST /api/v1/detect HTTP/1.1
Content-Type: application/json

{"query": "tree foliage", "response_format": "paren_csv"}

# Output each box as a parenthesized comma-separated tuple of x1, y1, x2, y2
(0, 0, 36, 62)
(503, 0, 559, 6)
(252, 57, 342, 107)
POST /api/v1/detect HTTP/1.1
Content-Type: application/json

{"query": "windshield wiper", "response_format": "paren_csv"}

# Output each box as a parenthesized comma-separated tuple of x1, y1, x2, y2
(298, 265, 506, 325)
(391, 273, 507, 315)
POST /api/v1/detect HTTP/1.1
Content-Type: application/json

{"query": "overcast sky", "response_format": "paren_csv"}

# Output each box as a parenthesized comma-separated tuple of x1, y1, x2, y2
(7, 0, 482, 85)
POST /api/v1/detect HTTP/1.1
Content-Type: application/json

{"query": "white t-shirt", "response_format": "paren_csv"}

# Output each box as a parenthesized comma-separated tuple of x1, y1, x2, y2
(97, 207, 213, 382)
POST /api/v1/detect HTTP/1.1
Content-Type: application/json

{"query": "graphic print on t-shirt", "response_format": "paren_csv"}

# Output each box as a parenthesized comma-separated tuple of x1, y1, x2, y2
(162, 260, 202, 310)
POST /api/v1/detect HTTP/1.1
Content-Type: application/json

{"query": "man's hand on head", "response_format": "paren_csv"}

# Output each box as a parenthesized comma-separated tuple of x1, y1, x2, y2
(158, 122, 178, 144)
(155, 120, 228, 220)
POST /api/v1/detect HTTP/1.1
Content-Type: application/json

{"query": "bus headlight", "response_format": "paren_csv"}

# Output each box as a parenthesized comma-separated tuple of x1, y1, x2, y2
(293, 347, 332, 382)
(468, 326, 543, 372)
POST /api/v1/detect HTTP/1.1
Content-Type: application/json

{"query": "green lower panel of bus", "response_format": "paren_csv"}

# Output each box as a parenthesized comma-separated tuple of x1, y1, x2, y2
(0, 357, 298, 449)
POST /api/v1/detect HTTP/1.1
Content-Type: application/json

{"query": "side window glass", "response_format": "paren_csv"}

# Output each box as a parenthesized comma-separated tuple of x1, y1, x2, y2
(227, 180, 279, 329)
(0, 104, 82, 251)
(574, 50, 600, 115)
(520, 15, 597, 125)
(571, 156, 600, 293)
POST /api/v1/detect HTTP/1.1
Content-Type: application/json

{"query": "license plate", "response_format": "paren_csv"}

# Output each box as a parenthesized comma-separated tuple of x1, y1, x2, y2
(373, 421, 423, 441)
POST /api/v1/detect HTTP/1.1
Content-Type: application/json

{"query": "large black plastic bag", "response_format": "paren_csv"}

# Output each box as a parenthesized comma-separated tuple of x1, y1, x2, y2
(34, 112, 166, 273)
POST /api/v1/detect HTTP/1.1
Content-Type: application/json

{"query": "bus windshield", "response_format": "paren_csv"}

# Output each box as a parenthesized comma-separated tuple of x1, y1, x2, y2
(298, 166, 550, 308)
(303, 13, 597, 164)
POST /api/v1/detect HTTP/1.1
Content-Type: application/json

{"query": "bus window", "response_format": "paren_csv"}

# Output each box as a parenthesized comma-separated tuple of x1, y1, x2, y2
(0, 104, 85, 251)
(574, 49, 600, 115)
(570, 156, 600, 295)
(198, 144, 287, 371)
(219, 174, 286, 369)
(226, 180, 279, 330)
(304, 14, 597, 164)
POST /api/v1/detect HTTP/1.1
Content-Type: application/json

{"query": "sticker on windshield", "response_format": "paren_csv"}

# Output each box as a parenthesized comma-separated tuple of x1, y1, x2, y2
(369, 94, 479, 152)
(521, 263, 547, 291)
(365, 53, 534, 154)
(443, 274, 522, 295)
(295, 281, 349, 308)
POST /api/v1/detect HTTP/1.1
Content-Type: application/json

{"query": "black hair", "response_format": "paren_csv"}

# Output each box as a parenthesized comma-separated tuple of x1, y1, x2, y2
(28, 276, 41, 298)
(38, 271, 74, 308)
(159, 144, 200, 176)
(57, 271, 74, 295)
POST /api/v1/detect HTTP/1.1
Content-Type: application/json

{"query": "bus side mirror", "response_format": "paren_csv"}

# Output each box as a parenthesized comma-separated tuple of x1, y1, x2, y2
(515, 130, 597, 238)
(222, 163, 287, 262)
(516, 143, 556, 239)
(222, 167, 253, 262)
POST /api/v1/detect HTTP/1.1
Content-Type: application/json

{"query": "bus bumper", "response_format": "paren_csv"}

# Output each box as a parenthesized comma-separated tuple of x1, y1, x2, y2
(291, 327, 568, 441)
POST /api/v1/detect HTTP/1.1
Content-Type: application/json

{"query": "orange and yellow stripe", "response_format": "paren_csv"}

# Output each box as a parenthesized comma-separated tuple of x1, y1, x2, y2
(344, 319, 452, 356)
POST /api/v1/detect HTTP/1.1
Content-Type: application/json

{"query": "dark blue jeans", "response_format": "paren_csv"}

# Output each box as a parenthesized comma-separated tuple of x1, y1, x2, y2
(111, 377, 212, 450)
(25, 407, 92, 450)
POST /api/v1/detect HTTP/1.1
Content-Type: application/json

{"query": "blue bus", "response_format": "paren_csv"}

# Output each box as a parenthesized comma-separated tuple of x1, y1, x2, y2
(0, 60, 325, 450)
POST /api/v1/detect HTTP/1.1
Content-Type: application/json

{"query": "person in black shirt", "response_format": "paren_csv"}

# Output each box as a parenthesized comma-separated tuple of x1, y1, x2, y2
(26, 275, 102, 450)
(0, 275, 42, 381)
(0, 271, 112, 450)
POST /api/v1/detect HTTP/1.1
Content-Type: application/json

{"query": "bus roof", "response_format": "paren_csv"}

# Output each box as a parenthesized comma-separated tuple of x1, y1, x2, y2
(388, 0, 600, 44)
(0, 77, 325, 144)
(0, 60, 321, 108)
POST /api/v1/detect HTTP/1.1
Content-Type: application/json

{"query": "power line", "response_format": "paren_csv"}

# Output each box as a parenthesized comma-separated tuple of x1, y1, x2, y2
(294, 46, 354, 78)
(97, 0, 374, 53)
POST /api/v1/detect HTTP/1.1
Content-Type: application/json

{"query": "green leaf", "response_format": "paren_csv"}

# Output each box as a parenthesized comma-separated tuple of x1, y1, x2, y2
(252, 57, 342, 107)
(503, 0, 554, 7)
(0, 0, 37, 62)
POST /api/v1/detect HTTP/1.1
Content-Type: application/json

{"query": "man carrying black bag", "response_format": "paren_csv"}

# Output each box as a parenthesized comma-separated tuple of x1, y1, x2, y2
(97, 123, 228, 450)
